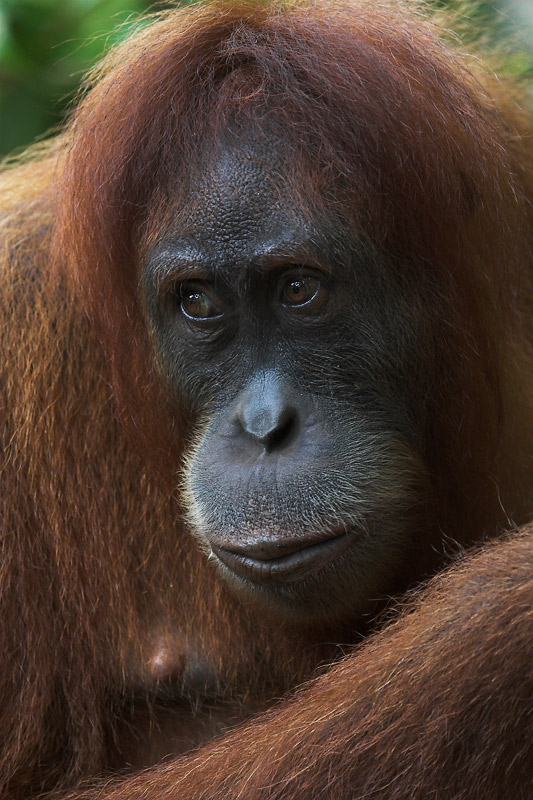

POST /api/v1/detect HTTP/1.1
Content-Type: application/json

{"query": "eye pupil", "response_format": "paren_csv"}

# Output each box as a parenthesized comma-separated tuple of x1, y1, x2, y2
(180, 287, 219, 320)
(183, 292, 205, 318)
(282, 276, 319, 306)
(288, 281, 306, 302)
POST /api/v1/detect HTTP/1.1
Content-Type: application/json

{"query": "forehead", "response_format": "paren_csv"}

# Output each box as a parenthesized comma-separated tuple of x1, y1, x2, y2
(145, 130, 323, 280)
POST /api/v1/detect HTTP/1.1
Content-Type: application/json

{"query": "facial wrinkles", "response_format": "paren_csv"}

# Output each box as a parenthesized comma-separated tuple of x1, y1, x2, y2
(177, 138, 311, 284)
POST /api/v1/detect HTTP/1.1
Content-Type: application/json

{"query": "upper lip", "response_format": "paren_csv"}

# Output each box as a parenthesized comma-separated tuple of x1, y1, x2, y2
(210, 529, 354, 585)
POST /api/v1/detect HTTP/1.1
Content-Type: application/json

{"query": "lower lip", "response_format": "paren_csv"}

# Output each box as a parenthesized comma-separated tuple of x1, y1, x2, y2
(211, 531, 354, 586)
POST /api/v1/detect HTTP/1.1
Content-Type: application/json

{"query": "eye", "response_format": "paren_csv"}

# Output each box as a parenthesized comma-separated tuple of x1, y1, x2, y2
(280, 276, 322, 307)
(179, 283, 222, 320)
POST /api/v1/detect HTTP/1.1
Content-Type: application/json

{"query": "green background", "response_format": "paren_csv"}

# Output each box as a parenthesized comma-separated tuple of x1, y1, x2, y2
(0, 0, 531, 157)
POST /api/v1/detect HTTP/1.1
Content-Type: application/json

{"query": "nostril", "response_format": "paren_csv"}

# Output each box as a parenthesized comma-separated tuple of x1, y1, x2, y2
(242, 405, 297, 451)
(260, 410, 295, 451)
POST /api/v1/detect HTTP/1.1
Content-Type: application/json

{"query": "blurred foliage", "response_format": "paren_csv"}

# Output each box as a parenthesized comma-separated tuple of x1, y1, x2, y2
(0, 0, 531, 157)
(0, 0, 174, 155)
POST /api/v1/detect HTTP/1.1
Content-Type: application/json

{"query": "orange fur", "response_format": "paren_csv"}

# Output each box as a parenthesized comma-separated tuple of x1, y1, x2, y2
(0, 1, 532, 797)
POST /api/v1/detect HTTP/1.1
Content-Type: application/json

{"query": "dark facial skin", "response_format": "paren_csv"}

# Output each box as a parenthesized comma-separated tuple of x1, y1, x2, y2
(142, 132, 431, 623)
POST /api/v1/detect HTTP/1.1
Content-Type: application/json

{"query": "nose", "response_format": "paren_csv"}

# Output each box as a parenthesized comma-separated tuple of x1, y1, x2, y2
(235, 371, 299, 452)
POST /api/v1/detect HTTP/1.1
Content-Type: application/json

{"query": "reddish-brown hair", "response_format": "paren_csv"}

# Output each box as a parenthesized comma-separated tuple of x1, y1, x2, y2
(1, 1, 532, 797)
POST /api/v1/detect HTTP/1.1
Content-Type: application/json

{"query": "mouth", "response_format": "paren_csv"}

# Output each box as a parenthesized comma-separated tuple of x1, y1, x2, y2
(210, 529, 355, 586)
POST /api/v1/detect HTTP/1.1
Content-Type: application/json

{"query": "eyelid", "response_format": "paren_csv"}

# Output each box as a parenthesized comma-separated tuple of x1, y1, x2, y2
(173, 278, 219, 302)
(276, 264, 329, 282)
(158, 266, 214, 295)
